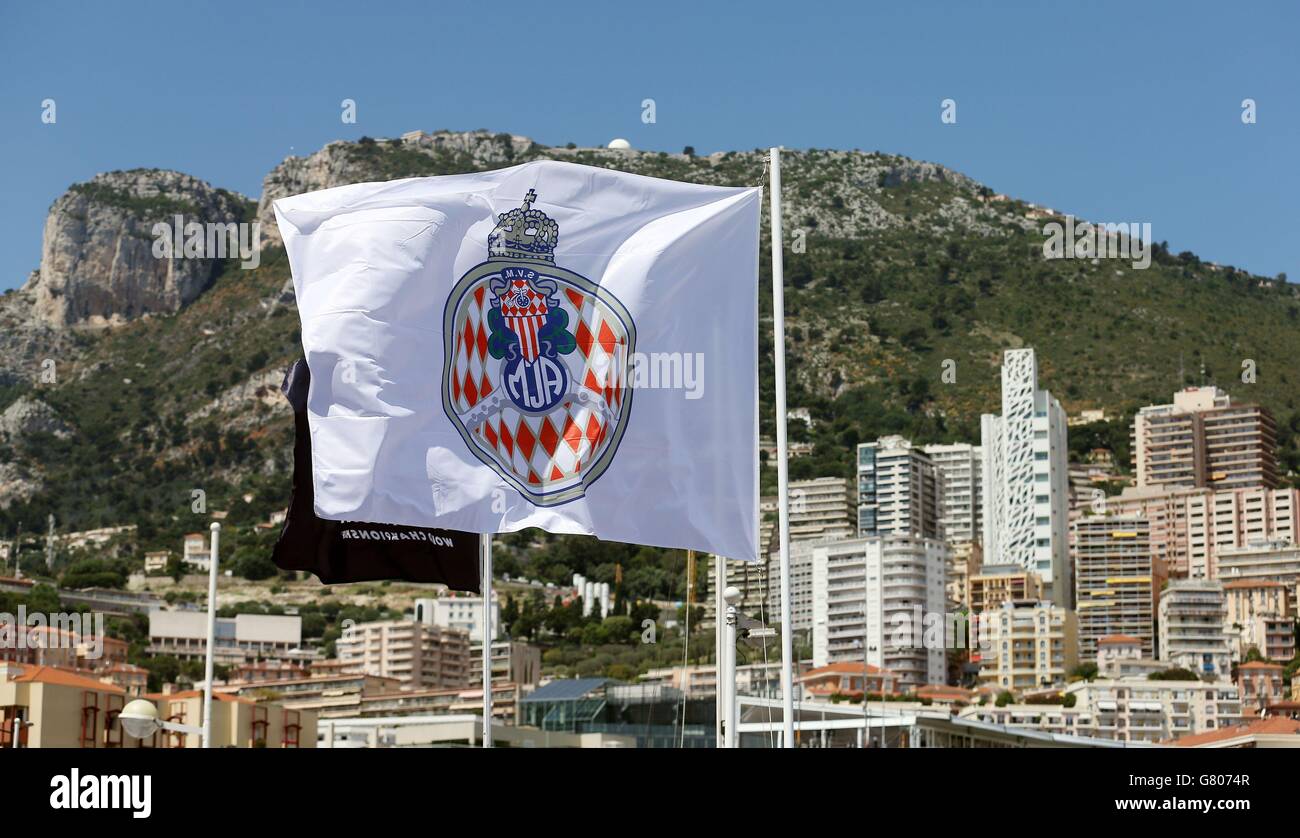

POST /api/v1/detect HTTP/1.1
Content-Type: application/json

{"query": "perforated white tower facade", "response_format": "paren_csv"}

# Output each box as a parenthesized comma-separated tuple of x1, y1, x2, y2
(980, 349, 1071, 606)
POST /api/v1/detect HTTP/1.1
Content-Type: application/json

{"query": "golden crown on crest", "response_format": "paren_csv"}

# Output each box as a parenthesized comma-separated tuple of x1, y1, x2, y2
(488, 189, 559, 263)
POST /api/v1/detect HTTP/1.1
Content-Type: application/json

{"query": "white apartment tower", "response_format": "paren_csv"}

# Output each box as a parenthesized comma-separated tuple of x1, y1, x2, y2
(923, 443, 984, 546)
(803, 536, 948, 689)
(1157, 579, 1235, 681)
(981, 348, 1071, 606)
(856, 436, 942, 539)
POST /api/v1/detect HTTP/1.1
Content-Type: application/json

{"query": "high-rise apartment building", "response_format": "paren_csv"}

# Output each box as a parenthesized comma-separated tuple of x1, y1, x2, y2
(787, 476, 855, 543)
(976, 600, 1078, 690)
(1132, 387, 1277, 491)
(923, 442, 984, 545)
(1103, 485, 1204, 579)
(1215, 539, 1300, 613)
(945, 540, 982, 610)
(793, 536, 948, 688)
(1157, 579, 1235, 680)
(1071, 517, 1165, 661)
(980, 348, 1071, 605)
(856, 436, 942, 539)
(337, 620, 471, 690)
(1098, 485, 1299, 580)
(1186, 487, 1300, 578)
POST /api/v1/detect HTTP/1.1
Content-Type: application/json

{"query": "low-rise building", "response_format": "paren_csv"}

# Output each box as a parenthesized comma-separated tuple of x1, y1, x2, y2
(1064, 677, 1242, 743)
(976, 600, 1077, 690)
(1236, 661, 1288, 717)
(220, 671, 404, 718)
(470, 640, 541, 688)
(99, 663, 149, 697)
(1170, 716, 1300, 748)
(957, 702, 1092, 737)
(1223, 578, 1293, 658)
(146, 689, 316, 748)
(639, 662, 785, 699)
(798, 662, 901, 698)
(1095, 635, 1165, 679)
(149, 611, 303, 665)
(0, 663, 126, 748)
(181, 532, 209, 571)
(143, 551, 171, 574)
(966, 565, 1044, 614)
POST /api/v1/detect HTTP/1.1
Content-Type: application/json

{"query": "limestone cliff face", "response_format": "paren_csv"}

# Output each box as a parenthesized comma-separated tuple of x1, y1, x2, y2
(32, 169, 249, 328)
(256, 130, 537, 249)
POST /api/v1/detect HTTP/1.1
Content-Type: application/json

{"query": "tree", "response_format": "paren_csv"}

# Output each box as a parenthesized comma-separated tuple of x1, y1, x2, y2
(61, 559, 125, 590)
(1068, 663, 1098, 682)
(233, 553, 278, 581)
(1148, 667, 1199, 681)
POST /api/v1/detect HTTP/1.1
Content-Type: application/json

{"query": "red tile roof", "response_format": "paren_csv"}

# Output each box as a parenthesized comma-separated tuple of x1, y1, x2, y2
(1172, 716, 1300, 747)
(12, 665, 125, 694)
(799, 661, 890, 680)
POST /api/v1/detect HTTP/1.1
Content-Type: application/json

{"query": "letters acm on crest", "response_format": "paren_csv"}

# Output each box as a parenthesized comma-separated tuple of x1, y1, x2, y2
(443, 190, 637, 506)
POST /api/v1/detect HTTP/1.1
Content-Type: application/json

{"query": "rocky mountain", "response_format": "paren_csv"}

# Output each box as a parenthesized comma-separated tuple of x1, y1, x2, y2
(0, 169, 252, 391)
(2, 130, 1298, 560)
(30, 169, 252, 328)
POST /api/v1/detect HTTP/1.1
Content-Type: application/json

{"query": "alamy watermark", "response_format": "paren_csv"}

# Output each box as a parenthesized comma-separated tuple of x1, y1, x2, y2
(1042, 215, 1151, 269)
(886, 607, 994, 653)
(151, 215, 261, 269)
(0, 608, 107, 659)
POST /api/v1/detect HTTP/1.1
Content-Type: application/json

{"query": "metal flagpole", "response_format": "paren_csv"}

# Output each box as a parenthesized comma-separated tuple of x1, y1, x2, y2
(769, 147, 795, 748)
(723, 586, 740, 748)
(714, 554, 727, 746)
(202, 522, 220, 749)
(481, 533, 493, 747)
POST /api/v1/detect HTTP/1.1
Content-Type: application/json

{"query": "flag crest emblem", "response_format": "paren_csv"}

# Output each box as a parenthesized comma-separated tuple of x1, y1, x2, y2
(443, 190, 637, 506)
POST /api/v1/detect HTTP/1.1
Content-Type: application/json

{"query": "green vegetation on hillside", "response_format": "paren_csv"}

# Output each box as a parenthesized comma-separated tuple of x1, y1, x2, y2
(4, 137, 1300, 605)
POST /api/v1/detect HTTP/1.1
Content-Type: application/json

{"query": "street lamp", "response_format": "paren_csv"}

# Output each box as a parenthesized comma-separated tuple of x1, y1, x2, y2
(118, 699, 204, 743)
(118, 521, 221, 749)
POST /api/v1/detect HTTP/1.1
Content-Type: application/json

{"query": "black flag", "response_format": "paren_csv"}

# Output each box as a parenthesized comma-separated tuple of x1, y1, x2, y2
(271, 360, 480, 591)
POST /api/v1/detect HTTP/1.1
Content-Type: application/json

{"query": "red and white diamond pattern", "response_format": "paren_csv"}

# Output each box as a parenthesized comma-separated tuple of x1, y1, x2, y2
(449, 279, 629, 495)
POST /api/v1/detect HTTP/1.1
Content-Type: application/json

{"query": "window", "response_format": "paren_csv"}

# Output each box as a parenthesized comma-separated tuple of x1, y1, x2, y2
(81, 692, 101, 749)
(251, 706, 269, 747)
(282, 710, 302, 748)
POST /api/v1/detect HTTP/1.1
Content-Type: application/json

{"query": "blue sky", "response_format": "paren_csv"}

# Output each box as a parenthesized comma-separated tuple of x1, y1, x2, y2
(1, 0, 1296, 290)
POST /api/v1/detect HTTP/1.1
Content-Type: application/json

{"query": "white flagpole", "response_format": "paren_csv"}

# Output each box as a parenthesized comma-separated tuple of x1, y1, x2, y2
(481, 533, 493, 748)
(714, 554, 727, 746)
(202, 522, 220, 749)
(769, 147, 795, 748)
(723, 585, 740, 748)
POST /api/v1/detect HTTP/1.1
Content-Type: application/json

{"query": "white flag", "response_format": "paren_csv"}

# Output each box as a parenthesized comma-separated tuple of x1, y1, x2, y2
(275, 160, 760, 561)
